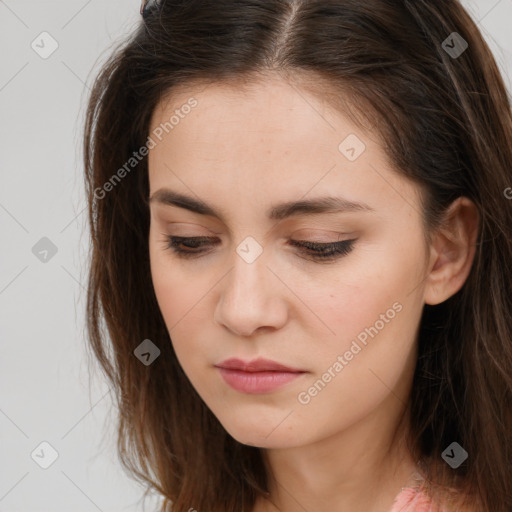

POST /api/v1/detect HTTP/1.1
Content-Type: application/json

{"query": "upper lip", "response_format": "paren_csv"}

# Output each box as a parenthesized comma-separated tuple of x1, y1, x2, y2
(215, 357, 305, 373)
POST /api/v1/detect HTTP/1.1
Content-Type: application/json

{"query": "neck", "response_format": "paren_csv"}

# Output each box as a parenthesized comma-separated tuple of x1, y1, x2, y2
(254, 394, 420, 512)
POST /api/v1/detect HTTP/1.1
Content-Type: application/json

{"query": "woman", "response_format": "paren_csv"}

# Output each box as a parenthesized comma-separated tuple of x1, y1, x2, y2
(83, 1, 512, 510)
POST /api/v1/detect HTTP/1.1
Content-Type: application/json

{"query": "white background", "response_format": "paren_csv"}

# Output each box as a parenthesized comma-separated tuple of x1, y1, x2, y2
(1, 1, 511, 511)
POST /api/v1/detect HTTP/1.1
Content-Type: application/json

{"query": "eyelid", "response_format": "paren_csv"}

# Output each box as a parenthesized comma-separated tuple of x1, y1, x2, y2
(291, 228, 347, 234)
(163, 221, 222, 236)
(161, 217, 353, 240)
(291, 234, 352, 243)
(161, 234, 357, 263)
(163, 226, 353, 241)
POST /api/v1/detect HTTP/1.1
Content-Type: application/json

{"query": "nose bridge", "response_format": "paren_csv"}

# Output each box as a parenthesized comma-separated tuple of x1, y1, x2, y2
(214, 239, 287, 335)
(225, 240, 269, 305)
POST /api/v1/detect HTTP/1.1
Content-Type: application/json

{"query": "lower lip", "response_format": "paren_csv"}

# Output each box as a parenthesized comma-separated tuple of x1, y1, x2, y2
(217, 368, 305, 394)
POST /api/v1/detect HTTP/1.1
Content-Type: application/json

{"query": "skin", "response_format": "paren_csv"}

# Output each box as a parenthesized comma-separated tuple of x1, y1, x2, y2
(147, 73, 479, 512)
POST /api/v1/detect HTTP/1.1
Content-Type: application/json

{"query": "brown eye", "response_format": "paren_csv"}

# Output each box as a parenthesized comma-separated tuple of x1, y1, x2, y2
(165, 236, 219, 257)
(288, 239, 356, 261)
(164, 236, 357, 262)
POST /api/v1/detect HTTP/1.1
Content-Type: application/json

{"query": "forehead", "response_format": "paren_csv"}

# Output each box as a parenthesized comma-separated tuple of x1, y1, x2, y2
(150, 74, 362, 144)
(149, 76, 367, 171)
(147, 75, 422, 221)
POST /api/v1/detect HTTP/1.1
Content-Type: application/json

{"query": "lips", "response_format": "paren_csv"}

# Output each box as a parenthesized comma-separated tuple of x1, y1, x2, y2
(215, 357, 304, 373)
(214, 358, 307, 394)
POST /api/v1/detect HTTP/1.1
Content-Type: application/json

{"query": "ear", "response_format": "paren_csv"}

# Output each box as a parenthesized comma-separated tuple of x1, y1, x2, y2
(424, 197, 480, 306)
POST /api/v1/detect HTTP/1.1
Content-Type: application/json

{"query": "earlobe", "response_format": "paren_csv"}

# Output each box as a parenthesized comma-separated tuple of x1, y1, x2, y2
(424, 197, 480, 306)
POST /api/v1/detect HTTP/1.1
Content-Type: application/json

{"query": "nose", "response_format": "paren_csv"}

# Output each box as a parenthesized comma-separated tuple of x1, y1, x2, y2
(213, 248, 288, 337)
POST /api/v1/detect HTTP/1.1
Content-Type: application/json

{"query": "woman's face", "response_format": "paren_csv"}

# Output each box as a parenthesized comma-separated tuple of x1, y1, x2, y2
(148, 75, 431, 449)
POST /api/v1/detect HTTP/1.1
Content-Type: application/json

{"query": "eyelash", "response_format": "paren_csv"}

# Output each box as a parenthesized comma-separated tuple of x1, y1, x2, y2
(163, 236, 356, 262)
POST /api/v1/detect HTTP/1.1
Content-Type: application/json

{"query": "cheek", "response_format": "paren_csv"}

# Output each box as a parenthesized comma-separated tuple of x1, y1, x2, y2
(286, 278, 421, 446)
(317, 243, 423, 336)
(149, 226, 205, 317)
(149, 240, 207, 347)
(306, 240, 425, 395)
(150, 260, 211, 382)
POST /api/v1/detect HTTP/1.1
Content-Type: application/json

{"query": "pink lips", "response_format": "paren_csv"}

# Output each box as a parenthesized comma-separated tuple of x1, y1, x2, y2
(215, 357, 306, 394)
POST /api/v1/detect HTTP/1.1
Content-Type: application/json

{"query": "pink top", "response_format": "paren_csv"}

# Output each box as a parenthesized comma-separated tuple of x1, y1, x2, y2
(388, 469, 474, 512)
(389, 480, 442, 512)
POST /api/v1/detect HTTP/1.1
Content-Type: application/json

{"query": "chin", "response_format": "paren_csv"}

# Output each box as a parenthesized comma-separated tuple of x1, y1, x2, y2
(217, 414, 303, 449)
(230, 430, 296, 449)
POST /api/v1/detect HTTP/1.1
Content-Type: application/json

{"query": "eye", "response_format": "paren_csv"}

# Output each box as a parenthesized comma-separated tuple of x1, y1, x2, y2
(164, 236, 219, 257)
(163, 235, 356, 262)
(287, 238, 356, 261)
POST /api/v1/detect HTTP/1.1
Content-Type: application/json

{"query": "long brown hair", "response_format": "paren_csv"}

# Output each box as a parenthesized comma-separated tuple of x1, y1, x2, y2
(83, 1, 512, 510)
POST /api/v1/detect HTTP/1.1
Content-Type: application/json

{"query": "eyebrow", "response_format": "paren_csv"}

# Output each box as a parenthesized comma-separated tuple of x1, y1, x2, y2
(148, 188, 375, 221)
